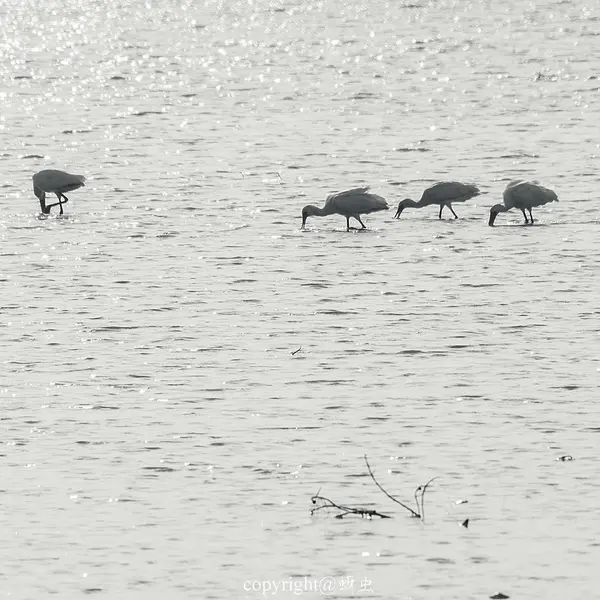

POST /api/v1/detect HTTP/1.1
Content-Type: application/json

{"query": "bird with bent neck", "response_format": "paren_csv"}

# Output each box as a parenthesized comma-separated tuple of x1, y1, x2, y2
(489, 180, 558, 226)
(394, 181, 480, 220)
(33, 169, 86, 215)
(301, 186, 389, 232)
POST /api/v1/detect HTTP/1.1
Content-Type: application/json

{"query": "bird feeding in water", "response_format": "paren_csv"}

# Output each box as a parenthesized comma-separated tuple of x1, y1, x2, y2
(32, 169, 86, 215)
(488, 180, 558, 226)
(301, 187, 389, 232)
(393, 181, 481, 220)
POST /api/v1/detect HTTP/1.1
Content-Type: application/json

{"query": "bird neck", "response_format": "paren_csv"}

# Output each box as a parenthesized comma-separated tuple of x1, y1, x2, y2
(311, 204, 335, 217)
(34, 187, 48, 213)
(403, 199, 420, 209)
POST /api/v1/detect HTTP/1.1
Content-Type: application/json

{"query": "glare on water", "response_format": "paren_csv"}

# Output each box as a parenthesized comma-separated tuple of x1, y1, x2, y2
(1, 0, 599, 598)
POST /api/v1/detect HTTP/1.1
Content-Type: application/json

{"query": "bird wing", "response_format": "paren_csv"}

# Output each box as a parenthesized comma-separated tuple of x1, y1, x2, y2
(423, 182, 454, 202)
(33, 170, 86, 193)
(505, 180, 525, 189)
(463, 184, 481, 197)
(326, 186, 370, 203)
(423, 181, 479, 203)
(325, 187, 367, 209)
(504, 181, 558, 208)
(56, 172, 86, 193)
(326, 187, 388, 214)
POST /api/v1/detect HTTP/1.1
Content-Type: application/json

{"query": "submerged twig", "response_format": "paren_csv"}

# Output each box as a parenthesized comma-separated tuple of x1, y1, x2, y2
(311, 493, 391, 519)
(291, 347, 302, 356)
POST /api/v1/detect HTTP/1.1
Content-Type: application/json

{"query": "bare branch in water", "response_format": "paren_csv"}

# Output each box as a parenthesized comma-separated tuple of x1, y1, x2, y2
(310, 456, 437, 521)
(364, 455, 421, 518)
(311, 493, 391, 519)
(414, 486, 422, 517)
(417, 477, 438, 523)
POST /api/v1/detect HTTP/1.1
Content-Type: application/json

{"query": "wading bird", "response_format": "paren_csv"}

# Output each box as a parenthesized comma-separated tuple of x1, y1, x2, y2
(33, 169, 86, 215)
(393, 181, 480, 220)
(301, 187, 389, 231)
(488, 180, 558, 226)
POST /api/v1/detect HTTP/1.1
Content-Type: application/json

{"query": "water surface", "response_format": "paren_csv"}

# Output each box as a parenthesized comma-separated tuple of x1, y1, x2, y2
(1, 0, 599, 598)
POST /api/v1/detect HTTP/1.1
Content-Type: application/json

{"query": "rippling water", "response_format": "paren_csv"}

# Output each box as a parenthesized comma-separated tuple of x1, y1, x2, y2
(1, 0, 599, 598)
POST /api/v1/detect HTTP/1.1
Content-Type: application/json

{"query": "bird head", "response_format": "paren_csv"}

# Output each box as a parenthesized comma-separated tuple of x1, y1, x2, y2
(301, 207, 309, 229)
(32, 184, 48, 213)
(488, 204, 503, 227)
(301, 205, 317, 229)
(393, 199, 410, 219)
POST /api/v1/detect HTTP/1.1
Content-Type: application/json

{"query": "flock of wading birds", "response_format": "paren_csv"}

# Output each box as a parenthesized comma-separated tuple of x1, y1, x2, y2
(32, 169, 559, 230)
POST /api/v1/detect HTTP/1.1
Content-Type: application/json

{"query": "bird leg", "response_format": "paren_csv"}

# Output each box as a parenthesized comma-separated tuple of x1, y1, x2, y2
(58, 194, 70, 215)
(45, 199, 69, 214)
(46, 194, 70, 215)
(520, 208, 529, 224)
(448, 204, 459, 219)
(346, 216, 366, 231)
(438, 205, 444, 219)
(528, 208, 534, 224)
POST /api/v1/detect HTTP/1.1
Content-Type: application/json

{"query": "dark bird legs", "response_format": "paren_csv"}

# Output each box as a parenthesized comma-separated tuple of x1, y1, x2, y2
(439, 204, 459, 219)
(520, 207, 534, 224)
(42, 193, 70, 215)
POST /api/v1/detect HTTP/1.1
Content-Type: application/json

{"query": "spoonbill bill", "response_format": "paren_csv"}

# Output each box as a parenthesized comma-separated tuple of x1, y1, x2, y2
(489, 180, 558, 226)
(32, 169, 86, 215)
(393, 181, 480, 220)
(301, 187, 389, 231)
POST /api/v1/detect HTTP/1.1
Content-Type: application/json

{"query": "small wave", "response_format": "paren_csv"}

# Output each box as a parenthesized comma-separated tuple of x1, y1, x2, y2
(143, 466, 176, 472)
(499, 153, 540, 159)
(92, 326, 141, 332)
(133, 111, 164, 116)
(393, 147, 430, 153)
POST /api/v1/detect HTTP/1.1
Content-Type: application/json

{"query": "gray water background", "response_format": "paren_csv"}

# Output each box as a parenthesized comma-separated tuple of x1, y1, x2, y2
(1, 0, 599, 598)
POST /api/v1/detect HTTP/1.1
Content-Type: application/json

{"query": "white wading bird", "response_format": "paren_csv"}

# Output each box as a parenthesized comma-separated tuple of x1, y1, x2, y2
(301, 187, 389, 231)
(489, 180, 558, 226)
(33, 169, 86, 215)
(394, 181, 481, 220)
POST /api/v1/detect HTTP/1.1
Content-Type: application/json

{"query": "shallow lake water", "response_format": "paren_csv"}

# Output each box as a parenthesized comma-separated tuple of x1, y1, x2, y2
(1, 0, 599, 598)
